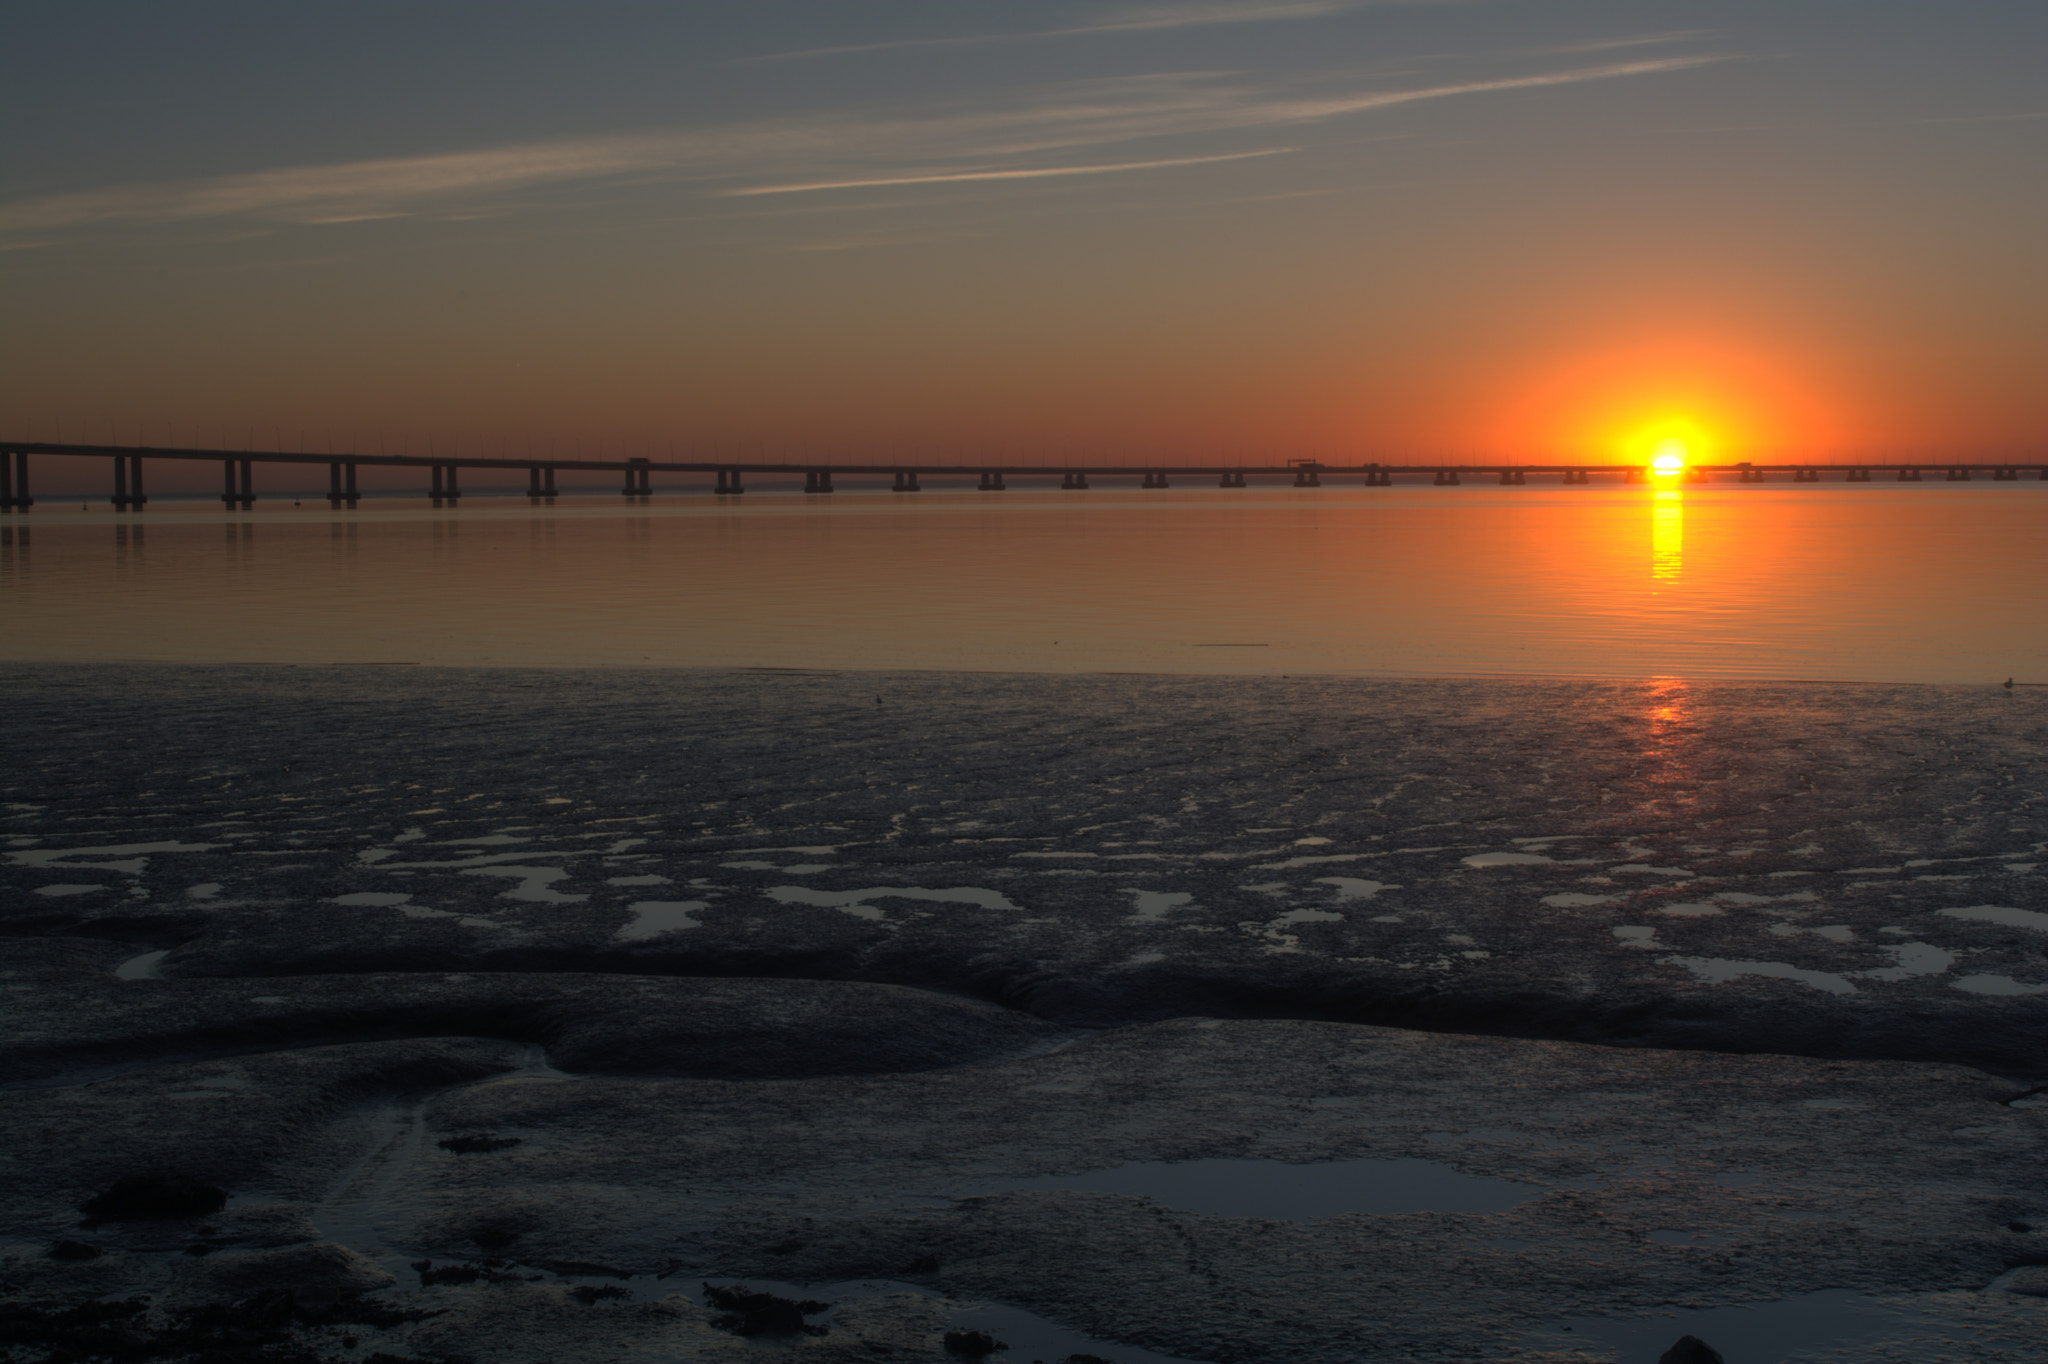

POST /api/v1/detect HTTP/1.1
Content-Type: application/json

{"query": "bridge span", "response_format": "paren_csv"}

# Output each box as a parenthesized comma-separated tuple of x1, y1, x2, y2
(2, 440, 2043, 509)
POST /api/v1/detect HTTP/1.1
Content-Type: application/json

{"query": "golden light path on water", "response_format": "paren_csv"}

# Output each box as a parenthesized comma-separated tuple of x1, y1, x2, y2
(2, 485, 2042, 683)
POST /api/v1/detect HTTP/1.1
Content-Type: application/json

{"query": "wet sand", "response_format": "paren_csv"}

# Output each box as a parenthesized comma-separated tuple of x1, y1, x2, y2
(3, 665, 2043, 1361)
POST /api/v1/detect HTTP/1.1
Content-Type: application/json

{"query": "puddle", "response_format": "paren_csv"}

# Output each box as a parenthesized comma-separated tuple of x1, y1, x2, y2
(114, 949, 170, 980)
(709, 1278, 1208, 1364)
(1952, 972, 2048, 996)
(614, 900, 708, 939)
(1657, 956, 1857, 995)
(1545, 1289, 1920, 1363)
(1938, 905, 2048, 932)
(984, 1156, 1540, 1220)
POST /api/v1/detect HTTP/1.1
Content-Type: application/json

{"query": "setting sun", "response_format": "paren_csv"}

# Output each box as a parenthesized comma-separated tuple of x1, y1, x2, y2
(1651, 439, 1688, 475)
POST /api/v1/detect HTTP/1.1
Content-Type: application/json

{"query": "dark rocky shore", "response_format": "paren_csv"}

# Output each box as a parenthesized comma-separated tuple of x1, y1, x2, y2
(3, 665, 2043, 1362)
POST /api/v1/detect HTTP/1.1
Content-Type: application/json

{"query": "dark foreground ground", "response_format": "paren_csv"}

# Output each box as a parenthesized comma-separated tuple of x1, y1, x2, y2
(2, 665, 2043, 1363)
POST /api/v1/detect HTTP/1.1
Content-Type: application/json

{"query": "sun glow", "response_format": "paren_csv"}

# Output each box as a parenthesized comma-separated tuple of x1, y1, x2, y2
(1651, 439, 1687, 475)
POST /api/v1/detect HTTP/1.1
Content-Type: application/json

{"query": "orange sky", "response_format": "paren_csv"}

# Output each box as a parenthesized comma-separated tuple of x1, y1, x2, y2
(3, 2, 2044, 483)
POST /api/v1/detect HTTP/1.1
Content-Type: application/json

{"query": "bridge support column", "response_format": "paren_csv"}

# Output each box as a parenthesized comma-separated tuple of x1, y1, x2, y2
(1945, 467, 1970, 481)
(1846, 468, 1871, 482)
(984, 471, 1003, 490)
(239, 459, 255, 508)
(330, 462, 345, 505)
(1624, 468, 1641, 483)
(430, 464, 445, 499)
(1898, 468, 1921, 482)
(1434, 469, 1462, 486)
(222, 459, 238, 507)
(816, 469, 834, 492)
(623, 459, 650, 495)
(528, 467, 544, 498)
(444, 465, 460, 501)
(130, 456, 145, 508)
(346, 462, 360, 503)
(1993, 467, 2018, 481)
(1219, 471, 1244, 488)
(111, 455, 129, 509)
(714, 468, 744, 494)
(1, 450, 13, 510)
(542, 466, 555, 497)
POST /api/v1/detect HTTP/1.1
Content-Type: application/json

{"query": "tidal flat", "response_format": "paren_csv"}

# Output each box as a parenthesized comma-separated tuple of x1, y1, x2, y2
(2, 664, 2043, 1362)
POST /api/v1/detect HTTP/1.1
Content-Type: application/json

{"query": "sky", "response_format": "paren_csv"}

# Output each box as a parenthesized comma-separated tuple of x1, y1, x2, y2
(2, 0, 2043, 477)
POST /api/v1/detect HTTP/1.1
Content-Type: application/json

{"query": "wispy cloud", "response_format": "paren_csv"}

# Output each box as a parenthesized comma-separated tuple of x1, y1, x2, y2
(1542, 30, 1713, 56)
(0, 54, 1732, 240)
(744, 1, 1360, 63)
(722, 148, 1293, 197)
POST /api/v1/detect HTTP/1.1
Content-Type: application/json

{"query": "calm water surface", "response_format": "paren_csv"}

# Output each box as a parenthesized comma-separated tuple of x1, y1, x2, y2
(2, 486, 2041, 681)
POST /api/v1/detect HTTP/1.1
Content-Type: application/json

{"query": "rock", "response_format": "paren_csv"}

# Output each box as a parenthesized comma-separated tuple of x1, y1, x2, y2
(944, 1327, 1009, 1356)
(702, 1282, 831, 1336)
(78, 1172, 226, 1222)
(438, 1134, 522, 1154)
(1659, 1336, 1726, 1364)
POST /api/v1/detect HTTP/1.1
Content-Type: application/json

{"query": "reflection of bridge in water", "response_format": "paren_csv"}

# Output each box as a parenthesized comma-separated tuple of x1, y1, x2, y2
(2, 440, 2044, 509)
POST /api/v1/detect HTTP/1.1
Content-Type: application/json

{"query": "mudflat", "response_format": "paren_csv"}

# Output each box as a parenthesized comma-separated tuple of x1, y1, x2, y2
(3, 665, 2043, 1362)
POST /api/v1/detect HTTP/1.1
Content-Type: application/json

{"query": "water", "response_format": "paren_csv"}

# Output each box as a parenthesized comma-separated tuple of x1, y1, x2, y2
(4, 484, 2043, 681)
(1547, 1288, 1937, 1363)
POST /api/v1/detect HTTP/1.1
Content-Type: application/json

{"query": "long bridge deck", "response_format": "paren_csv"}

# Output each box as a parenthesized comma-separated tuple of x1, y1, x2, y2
(2, 439, 2044, 508)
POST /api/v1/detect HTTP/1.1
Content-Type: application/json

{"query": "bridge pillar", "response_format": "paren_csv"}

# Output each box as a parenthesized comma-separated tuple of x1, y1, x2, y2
(817, 469, 834, 492)
(222, 459, 238, 507)
(1945, 467, 1970, 481)
(1434, 469, 1462, 486)
(111, 455, 129, 509)
(331, 462, 346, 505)
(805, 470, 819, 492)
(541, 466, 555, 497)
(346, 462, 360, 503)
(430, 464, 445, 499)
(0, 450, 13, 510)
(1219, 470, 1244, 488)
(1846, 468, 1871, 482)
(1993, 467, 2018, 481)
(239, 459, 255, 508)
(1624, 468, 1641, 483)
(1898, 468, 1921, 482)
(528, 467, 543, 498)
(1497, 470, 1513, 485)
(444, 465, 460, 501)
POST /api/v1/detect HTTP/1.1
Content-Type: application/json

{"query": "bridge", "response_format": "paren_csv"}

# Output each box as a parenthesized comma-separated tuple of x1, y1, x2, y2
(2, 439, 2044, 508)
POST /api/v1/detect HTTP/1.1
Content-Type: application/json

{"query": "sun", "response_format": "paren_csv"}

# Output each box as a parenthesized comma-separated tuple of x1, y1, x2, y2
(1650, 438, 1687, 475)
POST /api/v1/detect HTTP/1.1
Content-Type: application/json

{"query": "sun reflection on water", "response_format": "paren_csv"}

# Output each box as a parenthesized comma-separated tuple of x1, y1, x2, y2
(1651, 489, 1683, 582)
